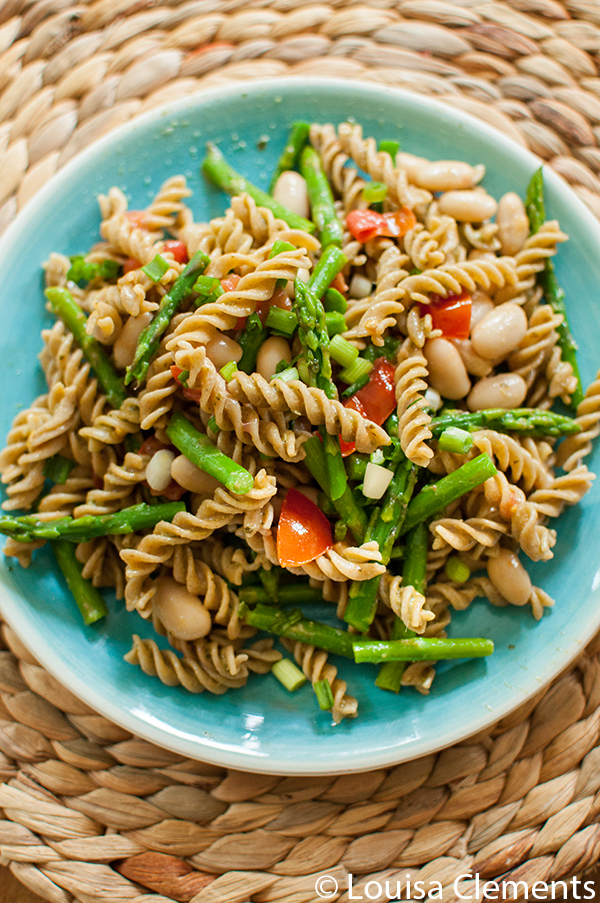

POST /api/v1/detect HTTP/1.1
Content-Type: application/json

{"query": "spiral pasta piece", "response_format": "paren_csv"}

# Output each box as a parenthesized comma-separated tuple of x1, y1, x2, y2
(169, 545, 242, 640)
(229, 370, 389, 454)
(483, 472, 556, 561)
(125, 634, 249, 694)
(144, 175, 192, 231)
(526, 465, 595, 517)
(394, 256, 517, 306)
(472, 430, 552, 491)
(379, 574, 434, 635)
(394, 344, 434, 467)
(74, 451, 147, 517)
(343, 245, 408, 346)
(556, 368, 600, 472)
(495, 220, 567, 303)
(293, 541, 385, 583)
(310, 123, 366, 213)
(121, 470, 277, 614)
(282, 638, 357, 723)
(430, 516, 509, 552)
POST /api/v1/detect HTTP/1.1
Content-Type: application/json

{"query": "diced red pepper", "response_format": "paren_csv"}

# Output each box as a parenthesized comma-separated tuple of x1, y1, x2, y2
(139, 435, 170, 457)
(236, 283, 291, 329)
(420, 289, 472, 340)
(148, 479, 187, 501)
(330, 272, 348, 295)
(162, 240, 189, 264)
(346, 206, 417, 243)
(339, 357, 397, 456)
(123, 257, 141, 274)
(277, 487, 333, 568)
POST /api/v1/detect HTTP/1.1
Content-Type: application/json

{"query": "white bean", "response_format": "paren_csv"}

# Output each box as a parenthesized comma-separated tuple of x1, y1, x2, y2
(451, 339, 493, 378)
(424, 337, 471, 400)
(497, 192, 529, 256)
(146, 449, 175, 492)
(273, 171, 310, 219)
(396, 152, 428, 181)
(471, 303, 527, 361)
(413, 160, 483, 192)
(256, 335, 292, 380)
(438, 189, 498, 222)
(171, 454, 221, 495)
(470, 291, 494, 328)
(205, 334, 242, 370)
(153, 576, 212, 640)
(487, 549, 531, 606)
(467, 373, 527, 410)
(112, 311, 153, 370)
(349, 274, 373, 299)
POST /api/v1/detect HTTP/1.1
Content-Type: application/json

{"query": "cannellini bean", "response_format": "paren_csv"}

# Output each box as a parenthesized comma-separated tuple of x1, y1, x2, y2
(146, 449, 175, 492)
(497, 192, 529, 256)
(349, 274, 373, 299)
(438, 190, 498, 223)
(205, 334, 242, 370)
(424, 337, 471, 400)
(273, 171, 310, 219)
(471, 303, 527, 361)
(451, 339, 493, 378)
(112, 311, 153, 369)
(467, 373, 527, 410)
(256, 335, 292, 380)
(470, 291, 494, 328)
(153, 575, 212, 640)
(171, 454, 221, 495)
(487, 549, 532, 606)
(297, 267, 310, 284)
(413, 160, 483, 192)
(396, 152, 428, 181)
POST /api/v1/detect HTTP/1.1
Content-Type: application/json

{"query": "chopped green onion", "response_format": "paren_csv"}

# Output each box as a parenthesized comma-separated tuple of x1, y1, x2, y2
(445, 556, 471, 584)
(67, 256, 120, 284)
(272, 658, 307, 692)
(273, 366, 299, 383)
(43, 454, 76, 484)
(338, 357, 373, 385)
(363, 182, 387, 203)
(325, 311, 346, 337)
(265, 306, 298, 336)
(323, 287, 347, 314)
(269, 240, 295, 258)
(379, 140, 400, 158)
(296, 358, 310, 383)
(409, 267, 422, 276)
(142, 254, 170, 283)
(363, 335, 400, 363)
(99, 259, 120, 280)
(220, 361, 238, 382)
(193, 275, 224, 306)
(207, 416, 220, 434)
(341, 374, 370, 399)
(346, 453, 368, 482)
(314, 678, 334, 710)
(330, 334, 359, 368)
(438, 427, 474, 454)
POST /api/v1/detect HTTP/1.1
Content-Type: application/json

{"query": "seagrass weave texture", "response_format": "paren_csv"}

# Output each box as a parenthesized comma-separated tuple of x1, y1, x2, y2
(3, 0, 600, 901)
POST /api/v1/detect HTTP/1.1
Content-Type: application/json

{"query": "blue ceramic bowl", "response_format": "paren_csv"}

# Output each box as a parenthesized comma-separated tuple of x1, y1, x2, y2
(1, 79, 600, 775)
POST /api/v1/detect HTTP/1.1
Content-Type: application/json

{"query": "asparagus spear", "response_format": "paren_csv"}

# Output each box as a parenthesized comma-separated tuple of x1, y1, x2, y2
(525, 167, 583, 409)
(300, 145, 343, 248)
(0, 502, 185, 543)
(241, 603, 354, 657)
(237, 313, 267, 374)
(343, 455, 417, 632)
(353, 636, 494, 663)
(166, 410, 254, 495)
(308, 246, 347, 299)
(125, 250, 210, 385)
(238, 583, 324, 606)
(269, 121, 311, 192)
(202, 143, 315, 233)
(45, 287, 127, 409)
(429, 408, 580, 439)
(400, 453, 497, 536)
(52, 539, 109, 625)
(376, 521, 428, 692)
(302, 435, 368, 542)
(293, 278, 334, 396)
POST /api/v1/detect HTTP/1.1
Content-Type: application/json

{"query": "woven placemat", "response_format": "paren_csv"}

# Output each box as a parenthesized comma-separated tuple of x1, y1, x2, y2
(3, 1, 600, 901)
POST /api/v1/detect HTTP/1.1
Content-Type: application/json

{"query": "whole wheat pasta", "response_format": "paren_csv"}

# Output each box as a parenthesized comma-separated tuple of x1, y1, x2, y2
(1, 121, 597, 724)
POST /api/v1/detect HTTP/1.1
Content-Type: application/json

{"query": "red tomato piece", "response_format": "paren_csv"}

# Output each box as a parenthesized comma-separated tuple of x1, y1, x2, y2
(221, 274, 241, 292)
(346, 207, 417, 243)
(170, 365, 185, 382)
(123, 257, 141, 274)
(421, 289, 472, 340)
(182, 386, 203, 403)
(339, 357, 397, 456)
(139, 436, 170, 457)
(330, 272, 348, 295)
(125, 211, 148, 228)
(149, 479, 187, 501)
(162, 240, 189, 264)
(277, 487, 333, 568)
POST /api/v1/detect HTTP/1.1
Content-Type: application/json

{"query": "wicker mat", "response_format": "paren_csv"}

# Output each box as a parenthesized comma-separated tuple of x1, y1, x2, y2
(3, 1, 600, 901)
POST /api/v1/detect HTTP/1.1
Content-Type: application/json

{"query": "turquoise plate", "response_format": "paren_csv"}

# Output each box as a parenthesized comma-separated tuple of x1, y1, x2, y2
(1, 79, 600, 775)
